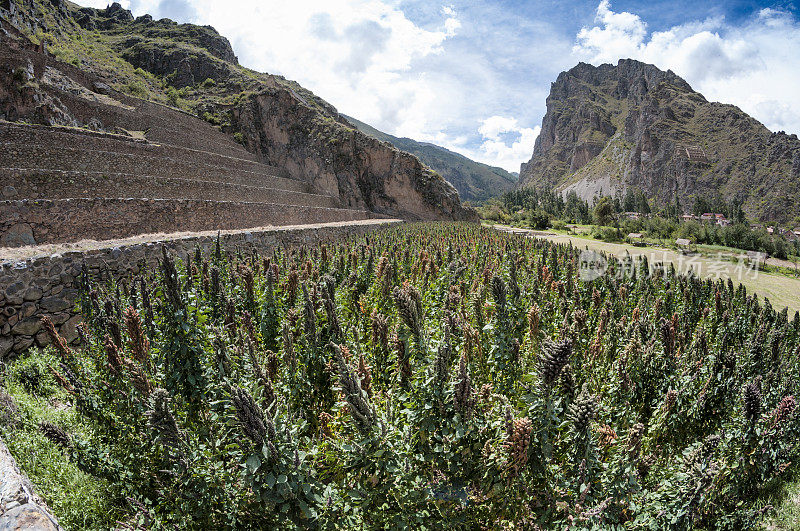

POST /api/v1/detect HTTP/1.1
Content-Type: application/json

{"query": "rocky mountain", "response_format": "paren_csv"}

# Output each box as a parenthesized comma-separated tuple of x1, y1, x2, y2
(518, 59, 800, 223)
(0, 0, 476, 222)
(344, 115, 516, 203)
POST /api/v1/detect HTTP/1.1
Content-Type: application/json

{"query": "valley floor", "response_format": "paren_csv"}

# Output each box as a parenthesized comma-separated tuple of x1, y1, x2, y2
(493, 224, 800, 314)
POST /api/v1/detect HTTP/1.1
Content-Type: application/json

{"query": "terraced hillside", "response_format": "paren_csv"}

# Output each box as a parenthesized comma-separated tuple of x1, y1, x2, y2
(0, 1, 475, 248)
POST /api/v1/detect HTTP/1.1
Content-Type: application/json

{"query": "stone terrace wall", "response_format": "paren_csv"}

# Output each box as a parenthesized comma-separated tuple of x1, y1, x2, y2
(0, 137, 294, 184)
(0, 43, 259, 160)
(0, 198, 374, 247)
(0, 219, 401, 358)
(1, 169, 338, 207)
(0, 123, 287, 177)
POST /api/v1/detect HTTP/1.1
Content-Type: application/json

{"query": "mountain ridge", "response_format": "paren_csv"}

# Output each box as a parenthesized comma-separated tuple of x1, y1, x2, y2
(344, 114, 516, 202)
(518, 58, 800, 223)
(0, 0, 476, 222)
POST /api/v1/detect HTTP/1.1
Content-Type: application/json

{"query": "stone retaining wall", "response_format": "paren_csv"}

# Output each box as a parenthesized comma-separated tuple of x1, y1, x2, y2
(0, 141, 292, 184)
(0, 198, 374, 248)
(0, 219, 401, 358)
(0, 123, 279, 176)
(1, 169, 337, 207)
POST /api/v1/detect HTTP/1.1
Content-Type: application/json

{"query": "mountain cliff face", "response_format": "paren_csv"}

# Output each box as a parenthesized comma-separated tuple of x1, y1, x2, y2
(0, 0, 476, 221)
(227, 89, 469, 220)
(344, 115, 517, 203)
(518, 59, 800, 223)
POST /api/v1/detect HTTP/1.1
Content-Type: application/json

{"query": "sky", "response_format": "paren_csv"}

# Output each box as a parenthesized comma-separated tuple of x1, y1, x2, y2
(81, 0, 800, 173)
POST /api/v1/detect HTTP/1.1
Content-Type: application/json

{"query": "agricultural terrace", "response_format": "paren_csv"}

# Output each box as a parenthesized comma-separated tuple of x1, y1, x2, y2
(3, 223, 800, 529)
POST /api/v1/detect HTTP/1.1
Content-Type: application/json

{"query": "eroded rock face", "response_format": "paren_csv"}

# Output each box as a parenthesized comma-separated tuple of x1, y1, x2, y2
(0, 55, 77, 127)
(231, 88, 477, 222)
(518, 59, 800, 222)
(118, 39, 234, 87)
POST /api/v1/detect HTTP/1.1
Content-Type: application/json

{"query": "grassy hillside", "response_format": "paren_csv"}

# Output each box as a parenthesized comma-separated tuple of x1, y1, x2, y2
(345, 115, 516, 203)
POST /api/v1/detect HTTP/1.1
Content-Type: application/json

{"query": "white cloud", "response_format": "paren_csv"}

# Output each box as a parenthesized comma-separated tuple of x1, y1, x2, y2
(573, 1, 800, 134)
(140, 1, 463, 145)
(439, 116, 539, 173)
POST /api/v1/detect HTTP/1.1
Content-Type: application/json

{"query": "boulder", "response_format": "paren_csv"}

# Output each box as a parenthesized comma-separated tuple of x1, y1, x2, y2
(0, 336, 13, 359)
(0, 503, 60, 530)
(13, 337, 34, 353)
(0, 223, 36, 247)
(60, 314, 82, 343)
(11, 317, 41, 336)
(40, 296, 70, 313)
(0, 438, 62, 530)
(22, 288, 42, 301)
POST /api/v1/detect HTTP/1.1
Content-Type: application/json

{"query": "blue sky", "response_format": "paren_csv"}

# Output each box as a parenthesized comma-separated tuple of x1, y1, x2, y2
(84, 0, 800, 172)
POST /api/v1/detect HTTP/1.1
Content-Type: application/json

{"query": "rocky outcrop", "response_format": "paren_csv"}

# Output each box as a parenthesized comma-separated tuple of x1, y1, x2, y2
(0, 437, 62, 530)
(345, 114, 517, 203)
(99, 6, 240, 88)
(117, 39, 235, 87)
(518, 59, 800, 222)
(230, 87, 477, 221)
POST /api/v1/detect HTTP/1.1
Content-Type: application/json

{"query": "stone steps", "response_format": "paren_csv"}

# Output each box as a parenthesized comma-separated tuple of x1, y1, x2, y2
(0, 168, 342, 208)
(0, 198, 379, 247)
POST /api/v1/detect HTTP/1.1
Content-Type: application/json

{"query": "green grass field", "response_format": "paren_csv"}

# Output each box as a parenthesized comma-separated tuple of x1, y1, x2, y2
(494, 225, 800, 315)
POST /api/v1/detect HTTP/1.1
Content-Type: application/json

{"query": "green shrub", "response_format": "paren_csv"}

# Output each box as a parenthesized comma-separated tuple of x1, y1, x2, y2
(165, 86, 180, 106)
(125, 80, 148, 98)
(592, 225, 623, 242)
(202, 111, 221, 125)
(526, 209, 550, 230)
(11, 351, 57, 398)
(2, 349, 124, 529)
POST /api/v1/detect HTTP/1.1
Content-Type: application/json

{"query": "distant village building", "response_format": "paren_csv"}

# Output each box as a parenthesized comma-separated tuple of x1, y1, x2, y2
(682, 214, 698, 222)
(623, 212, 641, 220)
(698, 213, 729, 226)
(627, 233, 646, 246)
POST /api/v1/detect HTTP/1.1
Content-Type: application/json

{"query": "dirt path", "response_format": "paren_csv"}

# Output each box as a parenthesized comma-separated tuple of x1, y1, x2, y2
(494, 225, 800, 314)
(0, 219, 401, 263)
